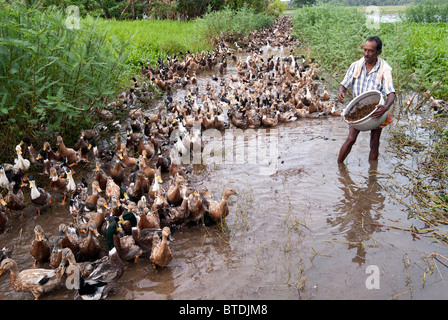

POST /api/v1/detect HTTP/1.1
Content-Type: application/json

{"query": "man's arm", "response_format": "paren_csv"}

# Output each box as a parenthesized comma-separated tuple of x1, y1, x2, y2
(372, 92, 395, 120)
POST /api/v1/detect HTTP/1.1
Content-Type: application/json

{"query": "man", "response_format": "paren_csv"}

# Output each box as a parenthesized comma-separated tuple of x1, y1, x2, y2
(337, 36, 396, 163)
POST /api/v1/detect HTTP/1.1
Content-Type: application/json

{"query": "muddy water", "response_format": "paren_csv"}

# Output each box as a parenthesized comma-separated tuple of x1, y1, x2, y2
(1, 44, 448, 301)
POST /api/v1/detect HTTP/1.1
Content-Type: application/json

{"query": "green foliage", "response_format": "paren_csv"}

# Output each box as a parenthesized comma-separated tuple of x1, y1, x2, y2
(405, 0, 448, 22)
(198, 5, 275, 45)
(100, 18, 212, 69)
(292, 4, 369, 77)
(0, 1, 130, 161)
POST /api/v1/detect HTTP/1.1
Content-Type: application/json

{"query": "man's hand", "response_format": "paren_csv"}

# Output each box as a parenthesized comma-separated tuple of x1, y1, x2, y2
(371, 92, 395, 120)
(338, 86, 347, 104)
(371, 104, 388, 120)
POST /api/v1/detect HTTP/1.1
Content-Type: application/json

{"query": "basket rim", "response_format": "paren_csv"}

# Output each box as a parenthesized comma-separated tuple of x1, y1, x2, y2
(343, 90, 384, 124)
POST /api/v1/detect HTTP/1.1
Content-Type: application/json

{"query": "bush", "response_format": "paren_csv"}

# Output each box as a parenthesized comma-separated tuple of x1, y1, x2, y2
(0, 1, 130, 161)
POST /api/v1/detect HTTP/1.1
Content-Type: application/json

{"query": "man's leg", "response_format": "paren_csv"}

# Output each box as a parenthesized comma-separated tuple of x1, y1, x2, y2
(338, 126, 360, 163)
(369, 127, 383, 160)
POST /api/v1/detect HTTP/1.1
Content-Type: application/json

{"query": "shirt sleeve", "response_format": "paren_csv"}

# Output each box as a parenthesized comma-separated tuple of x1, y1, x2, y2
(340, 62, 357, 90)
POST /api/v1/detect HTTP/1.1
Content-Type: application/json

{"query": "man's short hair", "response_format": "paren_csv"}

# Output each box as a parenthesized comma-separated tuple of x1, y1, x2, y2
(366, 36, 382, 52)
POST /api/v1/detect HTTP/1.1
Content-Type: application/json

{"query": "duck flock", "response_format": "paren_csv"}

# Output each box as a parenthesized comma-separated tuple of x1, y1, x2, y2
(0, 16, 342, 300)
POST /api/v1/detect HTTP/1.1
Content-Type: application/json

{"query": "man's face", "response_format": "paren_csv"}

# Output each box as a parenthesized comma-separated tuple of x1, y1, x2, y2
(364, 41, 381, 65)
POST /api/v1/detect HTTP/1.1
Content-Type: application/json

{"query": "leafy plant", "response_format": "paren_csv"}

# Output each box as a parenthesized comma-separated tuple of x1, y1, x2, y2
(0, 1, 130, 161)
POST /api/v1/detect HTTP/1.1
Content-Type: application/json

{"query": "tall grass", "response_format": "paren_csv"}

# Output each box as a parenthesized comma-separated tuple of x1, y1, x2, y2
(198, 5, 275, 46)
(0, 1, 130, 161)
(405, 0, 448, 23)
(99, 18, 212, 69)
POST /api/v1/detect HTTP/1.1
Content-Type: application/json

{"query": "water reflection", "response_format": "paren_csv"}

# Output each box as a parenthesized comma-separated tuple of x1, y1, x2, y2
(329, 161, 384, 265)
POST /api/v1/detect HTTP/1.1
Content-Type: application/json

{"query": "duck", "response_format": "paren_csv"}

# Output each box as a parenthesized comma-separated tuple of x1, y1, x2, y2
(88, 139, 114, 162)
(138, 207, 160, 230)
(35, 149, 51, 175)
(138, 138, 155, 159)
(64, 167, 77, 203)
(60, 228, 125, 300)
(78, 221, 101, 262)
(110, 159, 125, 186)
(29, 225, 51, 267)
(49, 166, 68, 205)
(127, 170, 149, 203)
(165, 187, 193, 226)
(131, 225, 159, 252)
(85, 180, 102, 208)
(110, 195, 125, 218)
(148, 169, 164, 200)
(117, 148, 138, 169)
(109, 217, 142, 263)
(56, 135, 82, 166)
(137, 154, 156, 184)
(106, 176, 121, 202)
(113, 134, 124, 157)
(149, 227, 173, 268)
(21, 137, 39, 166)
(93, 162, 108, 191)
(28, 176, 51, 216)
(13, 142, 30, 186)
(187, 187, 211, 225)
(155, 145, 171, 173)
(205, 188, 238, 223)
(0, 258, 65, 300)
(73, 134, 90, 161)
(4, 181, 25, 217)
(166, 174, 186, 206)
(58, 223, 81, 257)
(49, 236, 63, 269)
(118, 211, 138, 236)
(43, 141, 62, 162)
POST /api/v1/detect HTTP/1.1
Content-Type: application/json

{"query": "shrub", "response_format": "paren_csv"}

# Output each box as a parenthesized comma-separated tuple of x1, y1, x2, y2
(0, 1, 130, 161)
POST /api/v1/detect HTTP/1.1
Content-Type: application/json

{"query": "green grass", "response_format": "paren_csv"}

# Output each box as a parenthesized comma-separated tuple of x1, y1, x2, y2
(98, 18, 212, 69)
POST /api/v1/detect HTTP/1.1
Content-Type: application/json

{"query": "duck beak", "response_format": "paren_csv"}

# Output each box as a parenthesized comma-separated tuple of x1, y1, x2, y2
(103, 203, 110, 210)
(88, 144, 92, 150)
(93, 228, 100, 237)
(205, 192, 211, 198)
(0, 267, 5, 276)
(193, 191, 199, 197)
(158, 176, 163, 183)
(0, 198, 6, 206)
(123, 192, 129, 200)
(118, 154, 124, 160)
